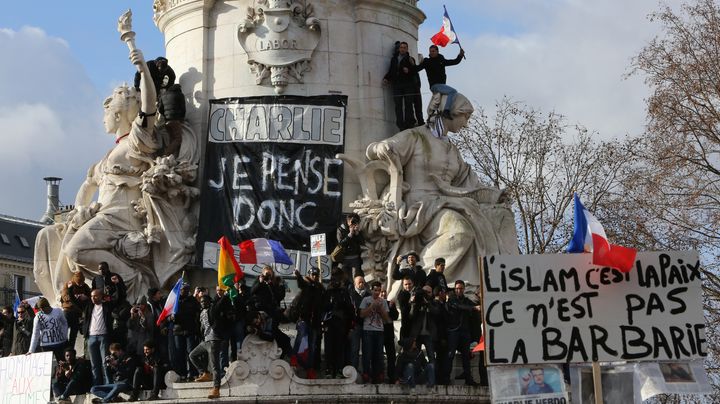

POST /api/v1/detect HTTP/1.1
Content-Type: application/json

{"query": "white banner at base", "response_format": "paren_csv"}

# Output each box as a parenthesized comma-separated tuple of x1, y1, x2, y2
(0, 352, 53, 404)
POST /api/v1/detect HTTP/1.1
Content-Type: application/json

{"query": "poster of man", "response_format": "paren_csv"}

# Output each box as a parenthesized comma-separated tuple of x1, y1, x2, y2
(518, 367, 561, 395)
(660, 362, 696, 383)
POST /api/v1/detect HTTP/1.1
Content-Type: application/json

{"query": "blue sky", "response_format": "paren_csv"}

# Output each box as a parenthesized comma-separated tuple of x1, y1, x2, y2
(0, 0, 679, 220)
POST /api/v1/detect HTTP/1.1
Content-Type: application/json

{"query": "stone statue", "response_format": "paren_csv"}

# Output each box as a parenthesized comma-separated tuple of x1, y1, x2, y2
(34, 11, 200, 304)
(340, 88, 518, 296)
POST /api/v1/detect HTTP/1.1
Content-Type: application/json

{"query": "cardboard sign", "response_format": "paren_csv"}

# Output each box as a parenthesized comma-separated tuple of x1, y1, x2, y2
(310, 233, 326, 257)
(0, 352, 53, 404)
(482, 252, 706, 364)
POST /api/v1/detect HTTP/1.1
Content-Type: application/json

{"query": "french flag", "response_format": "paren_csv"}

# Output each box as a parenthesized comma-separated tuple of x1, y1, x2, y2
(156, 277, 183, 326)
(567, 194, 637, 272)
(431, 6, 459, 47)
(238, 238, 293, 265)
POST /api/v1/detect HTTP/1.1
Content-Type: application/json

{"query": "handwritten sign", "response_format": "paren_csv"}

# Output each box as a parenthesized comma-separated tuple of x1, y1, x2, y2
(482, 251, 706, 364)
(0, 352, 53, 404)
(310, 233, 326, 257)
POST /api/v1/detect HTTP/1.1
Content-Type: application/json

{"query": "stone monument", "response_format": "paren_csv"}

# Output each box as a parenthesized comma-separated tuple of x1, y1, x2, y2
(341, 89, 519, 293)
(33, 10, 201, 303)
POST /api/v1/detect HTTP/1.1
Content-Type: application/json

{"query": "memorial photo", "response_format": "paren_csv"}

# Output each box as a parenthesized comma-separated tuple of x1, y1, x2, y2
(660, 362, 696, 383)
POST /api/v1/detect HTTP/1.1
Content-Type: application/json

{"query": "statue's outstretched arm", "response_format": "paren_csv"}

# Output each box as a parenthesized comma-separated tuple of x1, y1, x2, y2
(130, 49, 157, 128)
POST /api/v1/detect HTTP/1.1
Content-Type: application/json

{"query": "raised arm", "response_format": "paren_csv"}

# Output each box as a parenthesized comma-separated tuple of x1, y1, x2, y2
(131, 49, 157, 128)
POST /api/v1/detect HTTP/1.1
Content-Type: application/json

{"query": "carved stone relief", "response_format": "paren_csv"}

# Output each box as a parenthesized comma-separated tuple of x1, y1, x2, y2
(237, 0, 321, 93)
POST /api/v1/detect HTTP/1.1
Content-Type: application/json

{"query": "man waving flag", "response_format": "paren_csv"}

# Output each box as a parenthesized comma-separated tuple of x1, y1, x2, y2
(156, 276, 183, 326)
(567, 193, 637, 272)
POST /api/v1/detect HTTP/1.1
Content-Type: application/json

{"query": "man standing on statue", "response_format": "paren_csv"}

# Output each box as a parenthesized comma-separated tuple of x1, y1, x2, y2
(383, 41, 418, 130)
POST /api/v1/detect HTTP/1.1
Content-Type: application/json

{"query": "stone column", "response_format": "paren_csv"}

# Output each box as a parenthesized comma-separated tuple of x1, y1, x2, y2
(153, 0, 425, 209)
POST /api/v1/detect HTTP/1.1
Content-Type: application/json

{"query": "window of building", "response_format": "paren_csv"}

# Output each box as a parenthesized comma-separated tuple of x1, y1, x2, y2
(16, 236, 29, 248)
(0, 233, 8, 245)
(14, 275, 25, 299)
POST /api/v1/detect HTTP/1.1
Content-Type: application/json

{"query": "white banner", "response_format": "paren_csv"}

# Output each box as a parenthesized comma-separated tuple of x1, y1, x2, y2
(310, 233, 326, 257)
(0, 352, 53, 404)
(482, 251, 706, 364)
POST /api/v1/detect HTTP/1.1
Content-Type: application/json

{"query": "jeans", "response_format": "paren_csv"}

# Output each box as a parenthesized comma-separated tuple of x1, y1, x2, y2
(447, 328, 472, 384)
(348, 326, 362, 370)
(52, 379, 86, 399)
(430, 84, 457, 114)
(133, 366, 161, 397)
(230, 319, 246, 361)
(173, 334, 199, 378)
(90, 381, 130, 402)
(393, 85, 416, 130)
(361, 330, 384, 380)
(416, 334, 435, 364)
(87, 334, 109, 385)
(189, 340, 223, 387)
(401, 362, 435, 387)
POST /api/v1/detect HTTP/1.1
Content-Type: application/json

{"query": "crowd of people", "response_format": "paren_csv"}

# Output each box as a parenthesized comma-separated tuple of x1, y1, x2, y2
(0, 218, 487, 403)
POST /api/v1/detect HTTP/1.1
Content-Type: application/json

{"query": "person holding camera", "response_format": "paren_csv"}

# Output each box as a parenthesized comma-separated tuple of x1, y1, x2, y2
(406, 285, 439, 376)
(392, 251, 426, 289)
(90, 343, 136, 403)
(126, 296, 154, 356)
(336, 213, 365, 285)
(52, 347, 92, 403)
(250, 266, 291, 357)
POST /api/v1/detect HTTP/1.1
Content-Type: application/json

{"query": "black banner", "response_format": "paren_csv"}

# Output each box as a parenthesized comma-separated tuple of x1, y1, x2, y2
(197, 95, 346, 254)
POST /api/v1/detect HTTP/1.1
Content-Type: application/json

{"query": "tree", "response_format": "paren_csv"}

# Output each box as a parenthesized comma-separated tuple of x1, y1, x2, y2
(629, 0, 720, 399)
(450, 98, 638, 255)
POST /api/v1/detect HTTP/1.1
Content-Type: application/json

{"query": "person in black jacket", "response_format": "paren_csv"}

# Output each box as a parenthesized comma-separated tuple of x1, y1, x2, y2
(230, 279, 249, 361)
(53, 348, 92, 403)
(391, 251, 426, 289)
(171, 283, 201, 381)
(11, 305, 32, 355)
(415, 45, 464, 88)
(133, 56, 176, 94)
(0, 306, 13, 357)
(347, 275, 369, 371)
(250, 266, 291, 357)
(90, 343, 137, 403)
(321, 268, 354, 379)
(291, 267, 325, 379)
(431, 286, 450, 385)
(396, 276, 415, 340)
(336, 213, 365, 284)
(425, 257, 448, 292)
(84, 289, 116, 386)
(445, 280, 481, 386)
(128, 341, 165, 401)
(383, 41, 419, 130)
(381, 288, 399, 383)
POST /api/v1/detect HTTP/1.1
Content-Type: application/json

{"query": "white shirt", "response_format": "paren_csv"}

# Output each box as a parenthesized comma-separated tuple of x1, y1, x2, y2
(89, 304, 108, 336)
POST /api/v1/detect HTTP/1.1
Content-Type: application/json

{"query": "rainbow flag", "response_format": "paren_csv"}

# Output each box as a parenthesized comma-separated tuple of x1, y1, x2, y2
(218, 236, 243, 298)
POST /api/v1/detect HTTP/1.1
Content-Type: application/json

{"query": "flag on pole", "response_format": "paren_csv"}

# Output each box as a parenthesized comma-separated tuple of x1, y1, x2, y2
(156, 276, 183, 326)
(472, 334, 485, 353)
(567, 193, 637, 272)
(238, 238, 293, 265)
(218, 236, 244, 298)
(24, 295, 42, 313)
(431, 5, 460, 47)
(12, 290, 21, 316)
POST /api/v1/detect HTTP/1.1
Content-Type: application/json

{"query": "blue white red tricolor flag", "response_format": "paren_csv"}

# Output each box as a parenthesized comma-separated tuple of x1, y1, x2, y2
(238, 238, 293, 265)
(156, 276, 183, 326)
(12, 290, 20, 316)
(431, 5, 460, 47)
(567, 193, 637, 272)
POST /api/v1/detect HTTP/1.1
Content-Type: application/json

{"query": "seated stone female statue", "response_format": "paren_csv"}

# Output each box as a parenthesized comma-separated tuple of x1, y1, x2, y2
(366, 88, 518, 286)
